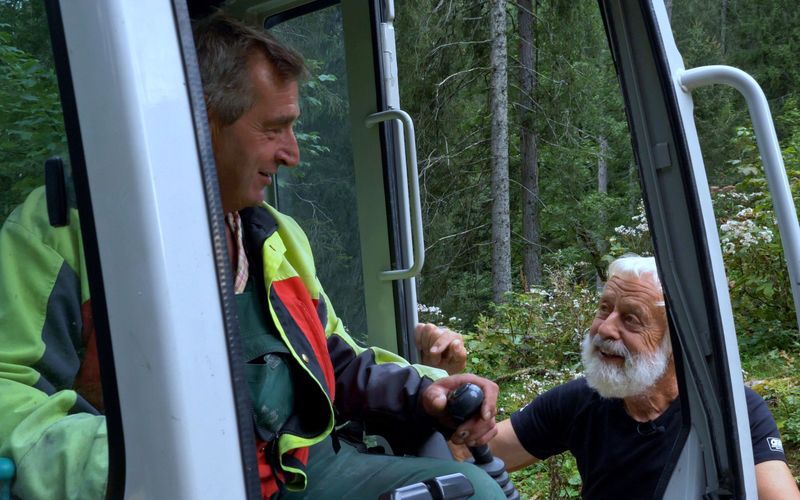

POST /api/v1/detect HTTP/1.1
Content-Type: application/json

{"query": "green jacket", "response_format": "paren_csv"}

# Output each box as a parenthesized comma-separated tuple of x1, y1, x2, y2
(238, 204, 450, 494)
(0, 187, 446, 499)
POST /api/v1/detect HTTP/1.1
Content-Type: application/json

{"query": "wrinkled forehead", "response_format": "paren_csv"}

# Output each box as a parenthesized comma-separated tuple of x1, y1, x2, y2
(601, 274, 665, 307)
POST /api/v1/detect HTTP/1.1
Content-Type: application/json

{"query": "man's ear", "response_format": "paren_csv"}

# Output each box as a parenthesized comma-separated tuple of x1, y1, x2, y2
(207, 112, 221, 149)
(203, 94, 219, 144)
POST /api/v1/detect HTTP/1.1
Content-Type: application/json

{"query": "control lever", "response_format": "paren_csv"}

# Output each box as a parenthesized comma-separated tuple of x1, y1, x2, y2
(447, 384, 520, 500)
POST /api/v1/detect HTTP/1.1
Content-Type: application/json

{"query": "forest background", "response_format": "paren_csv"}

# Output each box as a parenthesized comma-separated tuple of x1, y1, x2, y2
(397, 0, 800, 496)
(1, 0, 799, 497)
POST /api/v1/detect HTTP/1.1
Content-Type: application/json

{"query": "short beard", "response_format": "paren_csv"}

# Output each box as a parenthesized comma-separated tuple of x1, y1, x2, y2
(581, 331, 672, 399)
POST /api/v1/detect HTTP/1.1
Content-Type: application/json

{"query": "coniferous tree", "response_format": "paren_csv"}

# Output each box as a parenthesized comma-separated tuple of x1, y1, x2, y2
(490, 0, 511, 302)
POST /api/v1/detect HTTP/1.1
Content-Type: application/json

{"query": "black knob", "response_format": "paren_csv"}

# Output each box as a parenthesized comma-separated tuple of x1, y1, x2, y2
(446, 383, 484, 424)
(446, 383, 520, 500)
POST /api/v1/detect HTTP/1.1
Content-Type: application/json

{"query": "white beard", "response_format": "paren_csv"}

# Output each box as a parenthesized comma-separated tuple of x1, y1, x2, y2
(581, 331, 672, 399)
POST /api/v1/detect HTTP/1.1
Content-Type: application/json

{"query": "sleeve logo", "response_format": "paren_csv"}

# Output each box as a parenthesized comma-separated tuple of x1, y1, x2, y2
(767, 437, 784, 453)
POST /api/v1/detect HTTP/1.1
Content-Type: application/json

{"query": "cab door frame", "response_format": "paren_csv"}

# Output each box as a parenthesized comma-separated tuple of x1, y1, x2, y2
(46, 0, 259, 496)
(597, 0, 800, 496)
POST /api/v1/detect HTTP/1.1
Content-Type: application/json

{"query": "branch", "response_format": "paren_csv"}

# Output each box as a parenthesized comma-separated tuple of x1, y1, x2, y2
(436, 66, 490, 88)
(426, 223, 491, 252)
(428, 39, 492, 59)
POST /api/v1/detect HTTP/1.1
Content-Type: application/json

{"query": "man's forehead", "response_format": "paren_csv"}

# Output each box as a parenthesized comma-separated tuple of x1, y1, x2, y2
(602, 275, 662, 302)
(248, 51, 298, 89)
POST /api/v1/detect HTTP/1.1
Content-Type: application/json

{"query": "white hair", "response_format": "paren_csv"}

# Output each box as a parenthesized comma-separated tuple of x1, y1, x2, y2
(607, 254, 664, 306)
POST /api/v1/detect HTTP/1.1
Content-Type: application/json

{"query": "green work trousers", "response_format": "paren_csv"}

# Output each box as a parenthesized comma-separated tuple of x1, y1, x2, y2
(277, 437, 505, 499)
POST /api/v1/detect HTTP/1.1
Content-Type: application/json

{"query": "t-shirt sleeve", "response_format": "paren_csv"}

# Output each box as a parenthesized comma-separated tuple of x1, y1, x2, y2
(745, 387, 787, 464)
(509, 378, 586, 460)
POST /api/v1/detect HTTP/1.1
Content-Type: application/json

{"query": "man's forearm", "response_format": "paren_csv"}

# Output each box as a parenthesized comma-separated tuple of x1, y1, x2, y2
(755, 460, 800, 500)
(489, 419, 539, 472)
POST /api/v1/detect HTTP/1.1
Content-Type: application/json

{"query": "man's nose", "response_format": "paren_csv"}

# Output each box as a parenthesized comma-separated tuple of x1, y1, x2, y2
(596, 313, 620, 341)
(277, 129, 300, 167)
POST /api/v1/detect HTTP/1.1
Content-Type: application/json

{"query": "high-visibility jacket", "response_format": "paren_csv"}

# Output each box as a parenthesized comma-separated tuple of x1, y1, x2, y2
(239, 205, 447, 497)
(0, 187, 446, 499)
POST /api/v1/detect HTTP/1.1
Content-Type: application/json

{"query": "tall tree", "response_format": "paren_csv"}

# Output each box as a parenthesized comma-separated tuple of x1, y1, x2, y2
(720, 0, 727, 53)
(518, 0, 541, 288)
(490, 0, 511, 302)
(596, 135, 609, 286)
(597, 136, 608, 196)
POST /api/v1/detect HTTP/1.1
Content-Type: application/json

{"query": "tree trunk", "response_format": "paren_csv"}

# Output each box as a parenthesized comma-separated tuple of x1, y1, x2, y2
(721, 0, 728, 53)
(597, 136, 608, 288)
(628, 161, 638, 212)
(490, 0, 511, 302)
(518, 0, 541, 287)
(598, 136, 608, 195)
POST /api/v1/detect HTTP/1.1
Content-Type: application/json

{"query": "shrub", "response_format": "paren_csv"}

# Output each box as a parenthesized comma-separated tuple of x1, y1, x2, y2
(461, 265, 598, 382)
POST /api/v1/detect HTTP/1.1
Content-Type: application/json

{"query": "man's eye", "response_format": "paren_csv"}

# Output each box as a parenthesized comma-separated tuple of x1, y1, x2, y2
(623, 314, 640, 325)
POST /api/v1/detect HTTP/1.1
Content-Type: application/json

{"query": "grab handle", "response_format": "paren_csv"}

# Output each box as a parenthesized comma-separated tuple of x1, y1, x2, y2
(365, 109, 425, 281)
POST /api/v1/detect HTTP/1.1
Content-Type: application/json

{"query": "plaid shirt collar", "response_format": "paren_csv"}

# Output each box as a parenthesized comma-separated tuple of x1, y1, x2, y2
(226, 212, 249, 294)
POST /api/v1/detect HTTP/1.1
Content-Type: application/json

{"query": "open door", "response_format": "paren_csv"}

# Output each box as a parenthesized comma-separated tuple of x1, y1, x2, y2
(600, 0, 800, 497)
(36, 0, 261, 497)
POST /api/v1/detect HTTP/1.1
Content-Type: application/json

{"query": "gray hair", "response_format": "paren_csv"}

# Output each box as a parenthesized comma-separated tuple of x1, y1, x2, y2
(607, 254, 664, 305)
(193, 13, 308, 126)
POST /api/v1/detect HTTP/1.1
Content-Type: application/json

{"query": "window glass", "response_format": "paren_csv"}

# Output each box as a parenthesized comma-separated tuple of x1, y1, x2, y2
(1, 2, 66, 219)
(269, 4, 368, 341)
(0, 2, 112, 497)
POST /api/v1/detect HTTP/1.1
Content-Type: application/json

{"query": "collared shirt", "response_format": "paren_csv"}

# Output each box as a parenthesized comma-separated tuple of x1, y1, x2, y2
(226, 212, 249, 294)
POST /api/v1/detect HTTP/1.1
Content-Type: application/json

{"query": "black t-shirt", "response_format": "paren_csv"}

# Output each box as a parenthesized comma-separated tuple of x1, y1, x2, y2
(510, 378, 786, 499)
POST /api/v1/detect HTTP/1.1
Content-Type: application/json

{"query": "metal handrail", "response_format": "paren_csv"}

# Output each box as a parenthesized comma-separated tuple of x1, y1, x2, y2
(365, 109, 426, 281)
(680, 65, 800, 330)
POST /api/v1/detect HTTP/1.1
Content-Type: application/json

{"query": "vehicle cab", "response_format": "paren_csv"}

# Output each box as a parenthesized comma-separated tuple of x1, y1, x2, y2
(1, 0, 798, 498)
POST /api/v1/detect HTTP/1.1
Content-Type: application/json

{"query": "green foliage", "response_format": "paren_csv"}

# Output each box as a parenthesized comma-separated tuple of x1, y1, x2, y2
(0, 1, 51, 64)
(606, 114, 800, 353)
(464, 265, 596, 381)
(727, 0, 800, 105)
(0, 21, 65, 220)
(752, 375, 800, 448)
(714, 121, 800, 351)
(398, 1, 639, 325)
(435, 264, 599, 498)
(469, 272, 590, 396)
(510, 453, 582, 499)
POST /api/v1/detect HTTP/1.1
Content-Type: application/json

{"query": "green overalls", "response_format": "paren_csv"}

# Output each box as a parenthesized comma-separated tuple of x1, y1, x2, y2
(238, 277, 295, 440)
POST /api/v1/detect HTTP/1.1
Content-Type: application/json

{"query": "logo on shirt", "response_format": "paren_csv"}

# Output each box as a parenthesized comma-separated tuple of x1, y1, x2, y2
(767, 437, 784, 453)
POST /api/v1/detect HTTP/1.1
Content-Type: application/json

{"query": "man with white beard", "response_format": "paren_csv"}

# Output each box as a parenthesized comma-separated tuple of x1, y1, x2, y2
(486, 255, 799, 499)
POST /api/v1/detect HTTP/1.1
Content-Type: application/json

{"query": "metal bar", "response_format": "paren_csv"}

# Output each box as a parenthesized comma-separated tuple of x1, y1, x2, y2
(680, 65, 800, 331)
(365, 109, 425, 280)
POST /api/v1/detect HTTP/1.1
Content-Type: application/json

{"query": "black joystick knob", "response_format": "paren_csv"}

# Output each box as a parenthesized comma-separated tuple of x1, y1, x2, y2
(446, 384, 520, 500)
(447, 383, 484, 424)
